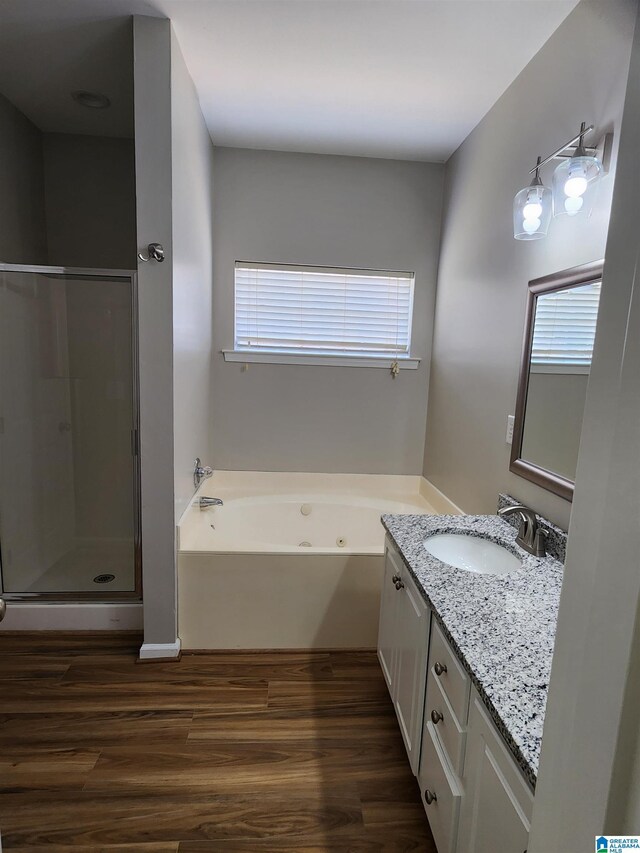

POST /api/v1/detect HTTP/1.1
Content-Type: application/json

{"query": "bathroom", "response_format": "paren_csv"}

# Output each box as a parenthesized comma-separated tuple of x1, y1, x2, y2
(1, 0, 639, 850)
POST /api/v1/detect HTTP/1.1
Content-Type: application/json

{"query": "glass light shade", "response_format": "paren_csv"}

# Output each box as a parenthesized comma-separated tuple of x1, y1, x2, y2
(552, 154, 602, 217)
(513, 183, 552, 241)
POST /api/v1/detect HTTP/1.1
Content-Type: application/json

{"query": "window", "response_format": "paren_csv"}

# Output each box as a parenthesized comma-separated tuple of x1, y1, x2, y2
(224, 262, 419, 369)
(531, 280, 601, 373)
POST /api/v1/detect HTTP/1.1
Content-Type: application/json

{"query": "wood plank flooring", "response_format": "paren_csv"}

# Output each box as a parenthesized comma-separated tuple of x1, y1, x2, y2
(0, 633, 436, 852)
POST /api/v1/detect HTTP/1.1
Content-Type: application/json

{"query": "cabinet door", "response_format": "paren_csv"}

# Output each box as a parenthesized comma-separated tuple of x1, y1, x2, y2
(394, 565, 430, 774)
(377, 541, 403, 691)
(419, 721, 462, 853)
(457, 691, 534, 853)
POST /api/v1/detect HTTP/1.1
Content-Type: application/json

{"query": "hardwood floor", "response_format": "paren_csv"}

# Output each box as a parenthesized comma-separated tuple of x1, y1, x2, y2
(0, 633, 436, 852)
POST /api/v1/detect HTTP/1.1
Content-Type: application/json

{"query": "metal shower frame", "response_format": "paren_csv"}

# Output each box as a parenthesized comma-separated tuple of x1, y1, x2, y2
(0, 263, 142, 603)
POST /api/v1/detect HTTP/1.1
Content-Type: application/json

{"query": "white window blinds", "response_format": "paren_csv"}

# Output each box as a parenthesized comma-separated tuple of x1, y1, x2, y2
(531, 280, 601, 367)
(234, 262, 414, 358)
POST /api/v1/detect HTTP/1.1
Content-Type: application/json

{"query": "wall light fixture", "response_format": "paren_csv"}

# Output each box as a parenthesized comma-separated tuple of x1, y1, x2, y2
(513, 122, 612, 241)
(552, 123, 602, 218)
(513, 157, 552, 240)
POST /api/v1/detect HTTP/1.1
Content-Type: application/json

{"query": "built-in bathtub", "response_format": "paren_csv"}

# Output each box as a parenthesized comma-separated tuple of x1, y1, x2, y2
(177, 472, 457, 650)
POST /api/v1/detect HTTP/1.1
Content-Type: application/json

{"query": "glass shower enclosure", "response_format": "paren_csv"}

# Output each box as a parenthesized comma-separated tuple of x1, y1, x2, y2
(0, 264, 141, 599)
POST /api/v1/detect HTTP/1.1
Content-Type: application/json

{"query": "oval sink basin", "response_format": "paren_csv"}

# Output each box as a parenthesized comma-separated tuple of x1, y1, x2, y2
(424, 533, 521, 575)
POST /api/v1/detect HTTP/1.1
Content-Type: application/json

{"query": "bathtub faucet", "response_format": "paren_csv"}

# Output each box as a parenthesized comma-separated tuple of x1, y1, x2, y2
(198, 497, 224, 510)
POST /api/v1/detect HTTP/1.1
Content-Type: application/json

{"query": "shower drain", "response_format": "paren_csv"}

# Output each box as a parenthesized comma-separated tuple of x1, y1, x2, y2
(93, 573, 116, 584)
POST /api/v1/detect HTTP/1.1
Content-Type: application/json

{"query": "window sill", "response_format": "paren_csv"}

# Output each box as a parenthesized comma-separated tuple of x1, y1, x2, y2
(530, 364, 590, 375)
(222, 350, 421, 369)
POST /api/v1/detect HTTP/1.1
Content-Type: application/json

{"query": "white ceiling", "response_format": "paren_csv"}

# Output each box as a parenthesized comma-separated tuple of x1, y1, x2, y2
(0, 0, 579, 160)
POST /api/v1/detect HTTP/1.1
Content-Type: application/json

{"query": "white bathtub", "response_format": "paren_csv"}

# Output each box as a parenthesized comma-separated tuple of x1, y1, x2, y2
(177, 472, 452, 650)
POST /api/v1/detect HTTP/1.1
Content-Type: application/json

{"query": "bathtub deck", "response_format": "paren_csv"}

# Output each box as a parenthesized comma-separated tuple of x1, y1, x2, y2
(0, 632, 436, 852)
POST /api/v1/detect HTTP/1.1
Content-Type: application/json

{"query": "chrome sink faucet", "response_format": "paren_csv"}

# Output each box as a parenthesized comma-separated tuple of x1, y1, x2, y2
(497, 504, 546, 557)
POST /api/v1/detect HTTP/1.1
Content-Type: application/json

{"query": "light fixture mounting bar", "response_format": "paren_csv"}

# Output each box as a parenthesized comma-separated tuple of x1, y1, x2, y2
(528, 124, 594, 174)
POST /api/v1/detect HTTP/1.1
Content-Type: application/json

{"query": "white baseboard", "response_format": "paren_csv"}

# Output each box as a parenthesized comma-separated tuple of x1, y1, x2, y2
(139, 639, 181, 660)
(0, 602, 143, 631)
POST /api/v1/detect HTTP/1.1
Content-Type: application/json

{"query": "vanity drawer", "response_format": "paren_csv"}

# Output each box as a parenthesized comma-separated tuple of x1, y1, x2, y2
(425, 663, 466, 775)
(429, 619, 470, 725)
(419, 721, 462, 853)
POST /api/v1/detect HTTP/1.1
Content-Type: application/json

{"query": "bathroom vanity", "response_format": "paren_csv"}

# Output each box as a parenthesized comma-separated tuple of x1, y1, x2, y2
(378, 512, 564, 853)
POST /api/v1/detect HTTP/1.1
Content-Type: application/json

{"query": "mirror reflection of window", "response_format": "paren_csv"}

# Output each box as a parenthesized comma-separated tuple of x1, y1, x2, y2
(531, 281, 601, 371)
(521, 281, 601, 481)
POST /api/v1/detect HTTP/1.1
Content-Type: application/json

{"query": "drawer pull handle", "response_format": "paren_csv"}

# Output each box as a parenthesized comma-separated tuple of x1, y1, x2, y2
(391, 574, 401, 584)
(434, 662, 447, 676)
(395, 580, 405, 590)
(424, 789, 437, 805)
(431, 709, 444, 724)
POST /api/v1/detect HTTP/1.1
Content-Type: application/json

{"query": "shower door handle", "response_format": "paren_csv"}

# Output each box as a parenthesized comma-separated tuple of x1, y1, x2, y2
(0, 598, 6, 623)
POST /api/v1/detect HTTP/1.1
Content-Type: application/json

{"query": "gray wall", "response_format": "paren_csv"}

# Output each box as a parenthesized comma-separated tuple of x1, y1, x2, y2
(422, 0, 635, 530)
(170, 30, 214, 521)
(134, 16, 216, 649)
(134, 15, 176, 647)
(529, 3, 640, 844)
(211, 147, 444, 474)
(0, 93, 47, 264)
(42, 133, 136, 269)
(0, 92, 136, 270)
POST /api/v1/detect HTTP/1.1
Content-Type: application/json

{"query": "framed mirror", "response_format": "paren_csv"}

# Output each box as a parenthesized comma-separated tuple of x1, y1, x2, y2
(510, 260, 603, 501)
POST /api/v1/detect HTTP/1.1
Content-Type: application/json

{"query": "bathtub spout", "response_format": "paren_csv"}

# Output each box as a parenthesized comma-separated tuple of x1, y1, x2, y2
(198, 497, 224, 510)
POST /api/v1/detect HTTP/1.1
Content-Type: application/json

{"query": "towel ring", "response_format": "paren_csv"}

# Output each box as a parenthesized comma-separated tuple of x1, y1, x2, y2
(138, 242, 165, 263)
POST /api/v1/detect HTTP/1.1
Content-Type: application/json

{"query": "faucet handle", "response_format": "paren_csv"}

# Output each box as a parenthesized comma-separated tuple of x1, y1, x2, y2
(533, 527, 547, 557)
(193, 458, 214, 488)
(516, 514, 530, 540)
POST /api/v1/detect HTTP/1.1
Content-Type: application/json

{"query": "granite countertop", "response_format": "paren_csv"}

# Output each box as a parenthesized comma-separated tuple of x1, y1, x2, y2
(381, 512, 564, 788)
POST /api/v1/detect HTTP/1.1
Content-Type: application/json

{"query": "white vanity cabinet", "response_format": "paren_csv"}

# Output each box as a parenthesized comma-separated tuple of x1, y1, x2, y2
(456, 690, 534, 853)
(378, 539, 402, 689)
(378, 537, 431, 774)
(418, 619, 469, 853)
(378, 536, 535, 853)
(419, 620, 534, 853)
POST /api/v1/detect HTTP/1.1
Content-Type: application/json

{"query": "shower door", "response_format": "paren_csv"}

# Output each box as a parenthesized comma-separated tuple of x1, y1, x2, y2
(0, 265, 140, 598)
